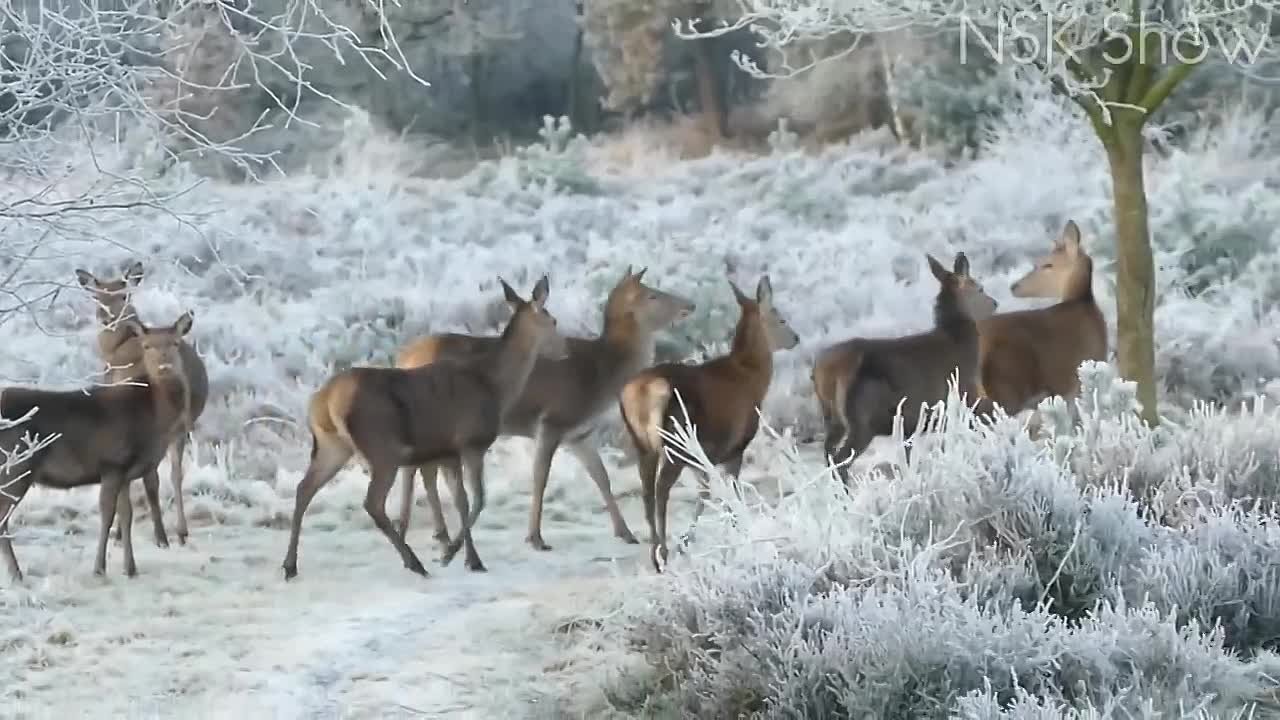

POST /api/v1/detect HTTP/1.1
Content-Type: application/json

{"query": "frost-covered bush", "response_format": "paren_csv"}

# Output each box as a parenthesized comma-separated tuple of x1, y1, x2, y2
(582, 364, 1280, 717)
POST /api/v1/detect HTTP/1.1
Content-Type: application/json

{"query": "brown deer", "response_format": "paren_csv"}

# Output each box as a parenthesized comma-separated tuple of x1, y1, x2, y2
(0, 312, 196, 581)
(976, 220, 1108, 416)
(619, 275, 799, 572)
(393, 267, 696, 556)
(280, 276, 568, 580)
(75, 261, 209, 547)
(813, 253, 997, 484)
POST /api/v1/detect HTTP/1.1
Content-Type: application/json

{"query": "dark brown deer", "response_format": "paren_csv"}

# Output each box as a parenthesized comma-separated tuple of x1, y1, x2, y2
(75, 261, 210, 547)
(281, 276, 568, 580)
(393, 267, 696, 557)
(619, 275, 799, 572)
(0, 312, 196, 581)
(813, 253, 997, 484)
(977, 220, 1108, 416)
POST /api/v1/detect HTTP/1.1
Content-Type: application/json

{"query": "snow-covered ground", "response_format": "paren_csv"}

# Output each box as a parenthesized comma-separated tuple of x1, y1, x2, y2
(3, 85, 1280, 716)
(2, 421, 874, 717)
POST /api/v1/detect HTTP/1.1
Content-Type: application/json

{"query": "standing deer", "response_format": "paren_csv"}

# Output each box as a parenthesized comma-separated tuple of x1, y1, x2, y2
(813, 253, 997, 484)
(75, 261, 209, 547)
(0, 312, 196, 581)
(393, 267, 696, 556)
(281, 277, 568, 580)
(619, 275, 799, 572)
(977, 220, 1107, 416)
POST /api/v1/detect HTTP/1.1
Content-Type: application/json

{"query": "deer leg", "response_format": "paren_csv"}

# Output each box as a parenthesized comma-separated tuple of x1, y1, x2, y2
(394, 465, 417, 540)
(651, 460, 685, 573)
(170, 431, 189, 545)
(638, 451, 660, 546)
(423, 461, 452, 550)
(281, 440, 353, 581)
(364, 461, 428, 577)
(117, 480, 138, 577)
(525, 423, 563, 551)
(566, 439, 637, 544)
(95, 472, 126, 577)
(442, 448, 486, 572)
(677, 468, 713, 553)
(141, 468, 169, 549)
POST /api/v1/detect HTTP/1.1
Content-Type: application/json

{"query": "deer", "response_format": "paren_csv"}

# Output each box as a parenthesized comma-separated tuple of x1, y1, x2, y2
(618, 274, 799, 572)
(392, 266, 696, 558)
(75, 261, 209, 548)
(0, 311, 196, 581)
(280, 276, 569, 580)
(812, 252, 998, 485)
(976, 220, 1108, 418)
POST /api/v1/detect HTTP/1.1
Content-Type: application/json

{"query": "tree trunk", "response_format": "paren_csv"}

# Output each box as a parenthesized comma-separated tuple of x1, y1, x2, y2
(691, 37, 727, 140)
(1103, 122, 1159, 425)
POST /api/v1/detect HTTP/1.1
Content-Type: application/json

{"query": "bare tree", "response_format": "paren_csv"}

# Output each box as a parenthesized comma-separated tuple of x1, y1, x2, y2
(582, 0, 736, 138)
(678, 0, 1279, 424)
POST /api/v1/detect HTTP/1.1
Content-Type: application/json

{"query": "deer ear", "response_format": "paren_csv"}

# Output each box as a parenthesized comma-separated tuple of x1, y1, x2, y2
(633, 267, 647, 282)
(123, 260, 145, 285)
(755, 275, 773, 304)
(952, 252, 970, 277)
(173, 311, 194, 336)
(727, 278, 750, 305)
(75, 269, 96, 289)
(499, 277, 523, 308)
(531, 274, 550, 306)
(926, 254, 949, 282)
(1059, 220, 1082, 255)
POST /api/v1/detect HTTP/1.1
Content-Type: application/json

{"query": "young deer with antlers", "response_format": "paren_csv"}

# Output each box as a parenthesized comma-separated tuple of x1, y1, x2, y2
(0, 312, 196, 581)
(75, 262, 209, 547)
(281, 277, 568, 580)
(619, 275, 799, 572)
(393, 267, 696, 557)
(813, 253, 997, 484)
(977, 220, 1107, 416)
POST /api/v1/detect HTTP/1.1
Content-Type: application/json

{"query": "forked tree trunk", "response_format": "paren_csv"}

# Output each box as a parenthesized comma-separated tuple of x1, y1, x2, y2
(1102, 121, 1159, 425)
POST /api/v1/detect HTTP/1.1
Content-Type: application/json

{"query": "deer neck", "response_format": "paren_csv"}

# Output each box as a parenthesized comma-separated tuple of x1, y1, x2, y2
(1059, 258, 1095, 304)
(599, 312, 656, 372)
(147, 371, 191, 435)
(728, 308, 773, 381)
(99, 303, 140, 357)
(934, 292, 978, 343)
(482, 324, 542, 415)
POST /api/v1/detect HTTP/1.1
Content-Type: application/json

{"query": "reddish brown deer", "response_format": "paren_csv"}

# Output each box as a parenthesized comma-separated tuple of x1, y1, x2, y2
(393, 267, 696, 557)
(976, 220, 1107, 416)
(281, 277, 568, 580)
(813, 253, 997, 484)
(75, 261, 209, 547)
(0, 312, 196, 581)
(619, 275, 799, 572)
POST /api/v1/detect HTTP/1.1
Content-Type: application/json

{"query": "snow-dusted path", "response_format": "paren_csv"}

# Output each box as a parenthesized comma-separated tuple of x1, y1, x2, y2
(1, 437, 870, 718)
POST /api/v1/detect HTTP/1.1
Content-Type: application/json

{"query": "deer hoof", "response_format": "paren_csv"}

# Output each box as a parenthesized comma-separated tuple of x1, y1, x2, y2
(650, 545, 669, 574)
(177, 532, 188, 546)
(405, 557, 430, 577)
(617, 529, 639, 545)
(282, 564, 298, 581)
(441, 541, 463, 567)
(466, 558, 487, 573)
(526, 534, 552, 551)
(155, 535, 170, 549)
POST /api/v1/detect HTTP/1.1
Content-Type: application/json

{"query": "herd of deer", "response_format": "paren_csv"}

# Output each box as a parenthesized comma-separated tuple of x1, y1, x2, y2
(0, 220, 1106, 583)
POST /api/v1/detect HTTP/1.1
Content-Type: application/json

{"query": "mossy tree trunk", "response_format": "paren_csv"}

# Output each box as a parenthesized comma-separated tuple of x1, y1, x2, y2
(1068, 28, 1198, 426)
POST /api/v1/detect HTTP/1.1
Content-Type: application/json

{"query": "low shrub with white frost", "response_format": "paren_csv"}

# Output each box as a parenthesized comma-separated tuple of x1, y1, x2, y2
(581, 363, 1280, 717)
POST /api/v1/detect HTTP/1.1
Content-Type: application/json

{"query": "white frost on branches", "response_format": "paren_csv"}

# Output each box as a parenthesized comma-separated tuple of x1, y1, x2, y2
(675, 0, 1280, 122)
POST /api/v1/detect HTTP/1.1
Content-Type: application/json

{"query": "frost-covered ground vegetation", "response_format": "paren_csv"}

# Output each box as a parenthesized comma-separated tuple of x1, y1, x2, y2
(2, 79, 1280, 715)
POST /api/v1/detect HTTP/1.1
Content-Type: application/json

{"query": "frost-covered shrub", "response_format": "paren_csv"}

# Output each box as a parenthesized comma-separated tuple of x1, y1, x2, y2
(585, 364, 1280, 717)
